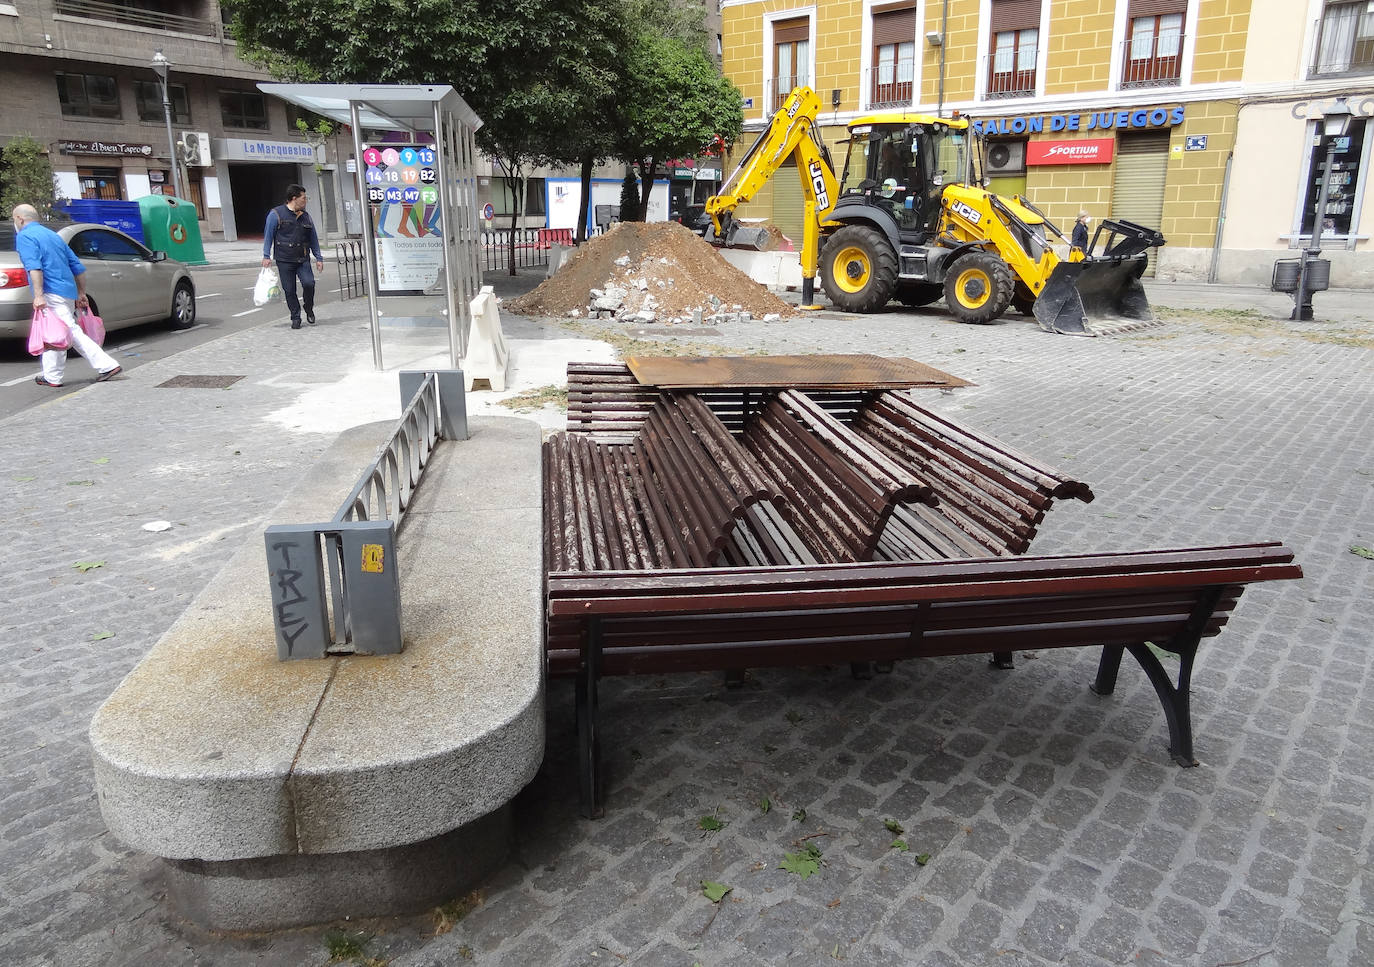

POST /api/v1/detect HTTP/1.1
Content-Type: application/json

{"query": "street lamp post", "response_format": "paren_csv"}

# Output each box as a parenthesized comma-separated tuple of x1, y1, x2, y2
(1293, 98, 1353, 321)
(151, 49, 185, 200)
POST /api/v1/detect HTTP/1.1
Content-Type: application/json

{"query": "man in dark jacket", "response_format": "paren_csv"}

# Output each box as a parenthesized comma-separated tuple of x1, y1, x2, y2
(262, 184, 324, 329)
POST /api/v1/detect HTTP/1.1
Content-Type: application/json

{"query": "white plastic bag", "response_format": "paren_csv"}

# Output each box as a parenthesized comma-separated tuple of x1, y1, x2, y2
(253, 266, 281, 307)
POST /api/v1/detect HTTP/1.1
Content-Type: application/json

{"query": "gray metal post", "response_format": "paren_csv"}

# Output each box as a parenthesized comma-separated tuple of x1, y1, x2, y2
(336, 521, 402, 656)
(433, 102, 463, 370)
(1294, 141, 1335, 322)
(351, 100, 386, 369)
(265, 525, 330, 660)
(399, 370, 468, 441)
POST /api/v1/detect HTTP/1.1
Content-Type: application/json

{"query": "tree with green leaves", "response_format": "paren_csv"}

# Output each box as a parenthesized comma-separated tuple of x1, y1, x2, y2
(612, 32, 743, 220)
(1, 136, 62, 219)
(619, 169, 641, 222)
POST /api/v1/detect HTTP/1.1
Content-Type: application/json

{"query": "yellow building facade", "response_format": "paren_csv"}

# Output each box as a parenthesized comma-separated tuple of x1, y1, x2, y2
(720, 0, 1374, 285)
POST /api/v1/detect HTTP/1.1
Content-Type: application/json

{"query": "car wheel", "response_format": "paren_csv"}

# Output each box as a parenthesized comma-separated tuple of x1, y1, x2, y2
(169, 279, 195, 329)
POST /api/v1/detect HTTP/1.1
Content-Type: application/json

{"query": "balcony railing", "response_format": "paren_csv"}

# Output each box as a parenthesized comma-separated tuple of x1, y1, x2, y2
(862, 67, 913, 110)
(983, 50, 1038, 100)
(54, 0, 225, 38)
(1310, 12, 1374, 77)
(1119, 35, 1184, 89)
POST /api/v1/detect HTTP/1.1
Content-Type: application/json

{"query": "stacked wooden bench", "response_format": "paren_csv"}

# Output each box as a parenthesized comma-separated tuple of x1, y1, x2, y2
(544, 362, 1303, 816)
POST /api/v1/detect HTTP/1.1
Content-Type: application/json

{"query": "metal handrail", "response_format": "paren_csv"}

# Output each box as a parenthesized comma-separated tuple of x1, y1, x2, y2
(54, 0, 225, 37)
(334, 373, 440, 526)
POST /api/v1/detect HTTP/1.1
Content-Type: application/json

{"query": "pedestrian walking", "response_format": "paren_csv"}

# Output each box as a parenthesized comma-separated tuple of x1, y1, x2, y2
(11, 203, 121, 387)
(1070, 210, 1092, 254)
(261, 184, 324, 329)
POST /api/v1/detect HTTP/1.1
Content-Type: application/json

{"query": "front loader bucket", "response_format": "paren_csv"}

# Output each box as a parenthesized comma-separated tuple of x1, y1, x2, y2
(702, 221, 771, 252)
(1032, 255, 1151, 336)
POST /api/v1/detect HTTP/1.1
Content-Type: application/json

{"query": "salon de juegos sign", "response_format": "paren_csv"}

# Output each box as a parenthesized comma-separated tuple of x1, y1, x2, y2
(971, 105, 1186, 137)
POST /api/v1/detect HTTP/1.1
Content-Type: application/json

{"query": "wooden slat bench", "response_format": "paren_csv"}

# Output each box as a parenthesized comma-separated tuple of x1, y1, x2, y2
(549, 544, 1303, 816)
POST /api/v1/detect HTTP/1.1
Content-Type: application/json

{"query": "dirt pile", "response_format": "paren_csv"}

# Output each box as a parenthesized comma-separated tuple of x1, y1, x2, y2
(506, 221, 791, 323)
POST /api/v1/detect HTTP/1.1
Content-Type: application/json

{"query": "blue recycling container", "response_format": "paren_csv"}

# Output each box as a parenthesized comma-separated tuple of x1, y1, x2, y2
(57, 199, 145, 243)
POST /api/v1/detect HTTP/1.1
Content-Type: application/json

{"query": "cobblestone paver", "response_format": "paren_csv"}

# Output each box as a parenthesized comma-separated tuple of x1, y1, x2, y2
(2, 284, 1371, 966)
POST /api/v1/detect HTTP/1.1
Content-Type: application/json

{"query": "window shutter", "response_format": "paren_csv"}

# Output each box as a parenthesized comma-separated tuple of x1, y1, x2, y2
(1127, 0, 1187, 16)
(990, 0, 1041, 33)
(873, 7, 916, 46)
(774, 18, 809, 44)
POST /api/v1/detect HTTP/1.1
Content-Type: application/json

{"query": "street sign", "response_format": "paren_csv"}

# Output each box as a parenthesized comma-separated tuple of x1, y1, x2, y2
(482, 202, 495, 221)
(742, 97, 754, 109)
(1184, 135, 1208, 151)
(1333, 135, 1352, 153)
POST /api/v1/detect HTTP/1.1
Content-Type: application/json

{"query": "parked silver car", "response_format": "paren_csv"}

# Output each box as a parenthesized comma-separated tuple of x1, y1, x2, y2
(1, 222, 196, 338)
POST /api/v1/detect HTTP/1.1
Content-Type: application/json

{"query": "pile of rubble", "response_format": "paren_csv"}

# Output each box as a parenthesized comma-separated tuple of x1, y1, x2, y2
(506, 221, 791, 324)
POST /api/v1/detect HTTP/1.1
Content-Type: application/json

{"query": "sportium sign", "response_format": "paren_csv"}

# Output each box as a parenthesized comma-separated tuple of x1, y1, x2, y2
(1027, 138, 1115, 165)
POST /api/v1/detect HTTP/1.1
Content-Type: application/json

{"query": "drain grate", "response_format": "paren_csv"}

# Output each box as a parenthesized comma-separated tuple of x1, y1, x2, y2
(157, 375, 246, 389)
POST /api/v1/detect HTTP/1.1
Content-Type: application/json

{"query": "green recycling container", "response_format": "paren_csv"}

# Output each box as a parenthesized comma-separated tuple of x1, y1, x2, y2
(136, 194, 207, 266)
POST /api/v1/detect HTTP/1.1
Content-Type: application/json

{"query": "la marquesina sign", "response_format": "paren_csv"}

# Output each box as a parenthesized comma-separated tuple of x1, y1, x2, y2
(1027, 138, 1115, 165)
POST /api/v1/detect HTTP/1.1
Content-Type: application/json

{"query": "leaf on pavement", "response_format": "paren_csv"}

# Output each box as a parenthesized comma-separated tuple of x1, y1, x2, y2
(1351, 545, 1374, 560)
(915, 853, 931, 866)
(891, 838, 909, 852)
(73, 561, 105, 572)
(780, 850, 820, 880)
(92, 457, 109, 465)
(91, 631, 114, 641)
(883, 818, 904, 835)
(699, 815, 725, 832)
(67, 480, 95, 486)
(701, 880, 731, 903)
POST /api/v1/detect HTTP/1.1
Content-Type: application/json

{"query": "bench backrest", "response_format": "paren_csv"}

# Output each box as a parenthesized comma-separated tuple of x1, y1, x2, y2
(565, 362, 870, 441)
(546, 543, 1301, 675)
(855, 391, 1094, 557)
(544, 393, 789, 571)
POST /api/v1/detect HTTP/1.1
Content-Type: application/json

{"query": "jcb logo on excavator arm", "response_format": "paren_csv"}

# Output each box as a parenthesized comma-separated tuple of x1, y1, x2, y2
(950, 200, 981, 225)
(809, 160, 830, 211)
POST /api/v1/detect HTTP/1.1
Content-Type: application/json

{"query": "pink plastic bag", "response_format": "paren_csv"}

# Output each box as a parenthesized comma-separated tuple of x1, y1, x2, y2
(27, 307, 70, 356)
(79, 308, 105, 346)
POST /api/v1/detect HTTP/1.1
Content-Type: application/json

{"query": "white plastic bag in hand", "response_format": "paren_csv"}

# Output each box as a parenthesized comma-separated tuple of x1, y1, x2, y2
(253, 266, 281, 307)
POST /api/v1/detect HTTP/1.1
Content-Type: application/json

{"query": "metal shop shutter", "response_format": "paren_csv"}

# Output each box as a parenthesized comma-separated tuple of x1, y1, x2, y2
(771, 163, 806, 246)
(1111, 131, 1169, 276)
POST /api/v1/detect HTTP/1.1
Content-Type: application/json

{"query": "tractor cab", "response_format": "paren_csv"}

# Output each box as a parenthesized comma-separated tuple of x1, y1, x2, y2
(837, 116, 974, 241)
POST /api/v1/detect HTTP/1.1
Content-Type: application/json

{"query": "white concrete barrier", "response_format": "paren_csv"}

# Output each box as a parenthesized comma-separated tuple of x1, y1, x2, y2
(464, 285, 510, 391)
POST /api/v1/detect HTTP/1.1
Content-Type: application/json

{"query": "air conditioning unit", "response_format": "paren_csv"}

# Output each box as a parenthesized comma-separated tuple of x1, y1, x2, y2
(985, 140, 1026, 175)
(178, 131, 212, 167)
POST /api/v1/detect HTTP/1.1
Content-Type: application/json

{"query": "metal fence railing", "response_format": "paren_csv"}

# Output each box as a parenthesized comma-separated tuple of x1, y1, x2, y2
(481, 227, 598, 273)
(264, 371, 467, 661)
(335, 240, 367, 301)
(54, 0, 224, 37)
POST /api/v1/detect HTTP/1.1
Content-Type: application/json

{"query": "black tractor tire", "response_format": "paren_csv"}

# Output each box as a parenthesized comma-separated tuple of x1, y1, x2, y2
(943, 251, 1015, 324)
(1010, 282, 1036, 316)
(896, 282, 944, 308)
(819, 225, 899, 313)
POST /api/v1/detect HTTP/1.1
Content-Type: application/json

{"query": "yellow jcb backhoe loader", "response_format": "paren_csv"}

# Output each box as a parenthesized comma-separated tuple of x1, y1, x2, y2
(703, 86, 1165, 335)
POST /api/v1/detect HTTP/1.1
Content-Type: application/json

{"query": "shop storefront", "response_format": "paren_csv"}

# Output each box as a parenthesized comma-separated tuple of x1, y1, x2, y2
(211, 136, 340, 242)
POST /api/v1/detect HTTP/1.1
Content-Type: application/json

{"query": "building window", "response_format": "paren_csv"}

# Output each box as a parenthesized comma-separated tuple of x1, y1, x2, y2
(490, 177, 547, 217)
(1122, 1, 1186, 89)
(56, 72, 121, 119)
(1313, 1, 1374, 76)
(1301, 119, 1366, 238)
(987, 0, 1040, 99)
(220, 89, 269, 129)
(77, 167, 122, 200)
(772, 17, 810, 109)
(870, 6, 916, 108)
(135, 80, 190, 124)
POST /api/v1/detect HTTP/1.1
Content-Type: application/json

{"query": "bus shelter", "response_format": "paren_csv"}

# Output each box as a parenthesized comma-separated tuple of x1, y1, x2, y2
(258, 83, 483, 370)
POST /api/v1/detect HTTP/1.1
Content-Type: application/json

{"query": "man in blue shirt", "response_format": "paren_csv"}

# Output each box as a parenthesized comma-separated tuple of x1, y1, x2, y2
(262, 185, 325, 329)
(12, 203, 121, 387)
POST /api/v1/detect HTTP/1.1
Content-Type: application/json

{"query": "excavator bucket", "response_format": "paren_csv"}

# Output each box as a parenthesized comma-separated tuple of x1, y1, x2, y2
(1032, 254, 1151, 336)
(703, 221, 772, 252)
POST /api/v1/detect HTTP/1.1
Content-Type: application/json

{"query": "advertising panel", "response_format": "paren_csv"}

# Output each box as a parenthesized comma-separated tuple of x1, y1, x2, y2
(362, 145, 443, 292)
(1027, 138, 1116, 166)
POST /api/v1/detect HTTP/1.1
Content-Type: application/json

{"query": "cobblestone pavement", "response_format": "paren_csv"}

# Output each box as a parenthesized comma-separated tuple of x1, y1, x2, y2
(2, 280, 1371, 967)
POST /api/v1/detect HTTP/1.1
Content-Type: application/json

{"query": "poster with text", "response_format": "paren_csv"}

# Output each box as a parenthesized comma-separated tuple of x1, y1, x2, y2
(363, 145, 443, 292)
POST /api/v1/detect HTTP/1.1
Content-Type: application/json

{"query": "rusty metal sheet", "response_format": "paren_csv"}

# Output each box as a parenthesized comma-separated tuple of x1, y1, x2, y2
(625, 354, 971, 390)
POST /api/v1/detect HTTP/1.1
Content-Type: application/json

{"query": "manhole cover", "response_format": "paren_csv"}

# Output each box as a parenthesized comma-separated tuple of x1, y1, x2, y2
(157, 375, 246, 389)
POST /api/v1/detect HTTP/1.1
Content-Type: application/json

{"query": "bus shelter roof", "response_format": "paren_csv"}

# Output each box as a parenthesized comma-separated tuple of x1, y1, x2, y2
(257, 83, 482, 135)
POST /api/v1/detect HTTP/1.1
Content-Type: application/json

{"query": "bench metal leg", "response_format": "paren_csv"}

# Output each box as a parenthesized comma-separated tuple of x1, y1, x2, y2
(1091, 644, 1126, 695)
(577, 619, 605, 819)
(1124, 642, 1198, 767)
(723, 668, 748, 688)
(850, 661, 876, 679)
(989, 652, 1014, 669)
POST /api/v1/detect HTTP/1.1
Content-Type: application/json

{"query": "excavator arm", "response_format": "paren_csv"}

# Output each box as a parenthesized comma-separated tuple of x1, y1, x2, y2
(703, 86, 840, 305)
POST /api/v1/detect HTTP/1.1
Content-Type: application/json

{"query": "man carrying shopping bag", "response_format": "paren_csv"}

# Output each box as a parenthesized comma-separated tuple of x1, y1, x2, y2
(11, 204, 121, 387)
(261, 184, 324, 329)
